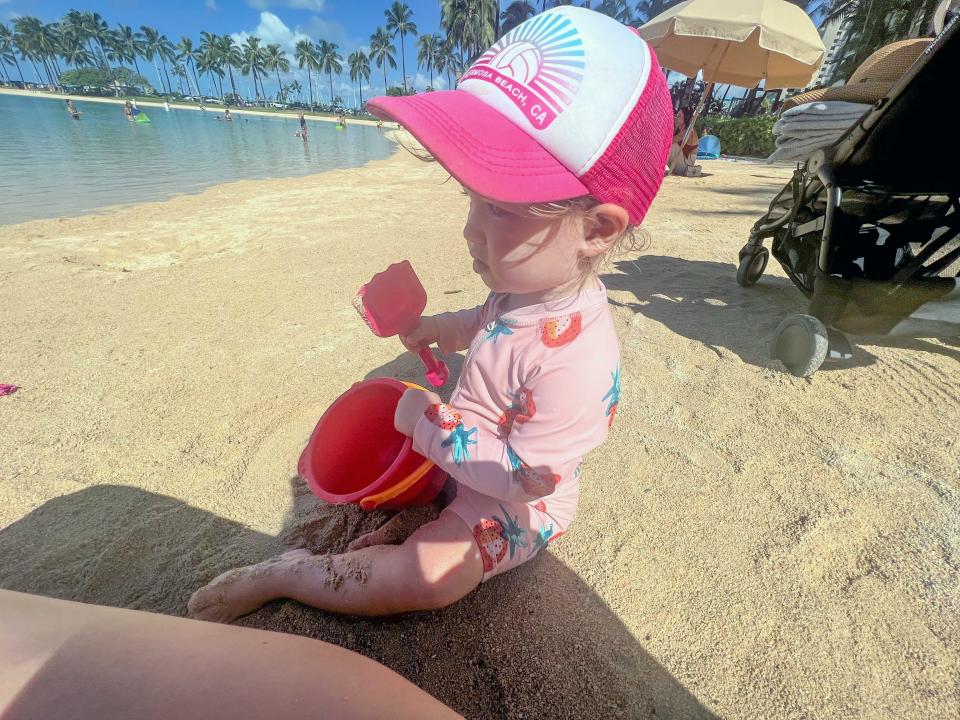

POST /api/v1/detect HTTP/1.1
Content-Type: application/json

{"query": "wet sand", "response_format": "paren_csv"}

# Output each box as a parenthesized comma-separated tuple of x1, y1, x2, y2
(1, 145, 958, 719)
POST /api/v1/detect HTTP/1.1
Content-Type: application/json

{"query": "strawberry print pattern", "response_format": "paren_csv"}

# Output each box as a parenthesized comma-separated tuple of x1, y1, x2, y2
(507, 445, 560, 497)
(496, 385, 536, 439)
(425, 403, 462, 431)
(424, 403, 477, 465)
(538, 312, 582, 348)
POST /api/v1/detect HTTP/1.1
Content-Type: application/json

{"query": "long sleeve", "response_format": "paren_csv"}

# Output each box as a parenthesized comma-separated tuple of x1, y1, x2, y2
(412, 362, 610, 504)
(434, 304, 487, 354)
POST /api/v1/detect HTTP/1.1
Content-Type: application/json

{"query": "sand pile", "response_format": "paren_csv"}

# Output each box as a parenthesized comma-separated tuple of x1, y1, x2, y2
(1, 148, 958, 719)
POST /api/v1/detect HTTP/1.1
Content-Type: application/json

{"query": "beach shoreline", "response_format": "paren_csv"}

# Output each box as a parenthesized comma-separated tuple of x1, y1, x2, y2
(1, 149, 958, 719)
(0, 87, 385, 127)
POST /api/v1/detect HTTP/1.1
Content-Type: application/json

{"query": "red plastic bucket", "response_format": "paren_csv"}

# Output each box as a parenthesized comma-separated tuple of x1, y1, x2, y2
(298, 378, 446, 510)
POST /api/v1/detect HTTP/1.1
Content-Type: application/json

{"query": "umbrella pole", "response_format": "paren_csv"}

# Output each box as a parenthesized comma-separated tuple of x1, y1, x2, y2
(680, 81, 713, 148)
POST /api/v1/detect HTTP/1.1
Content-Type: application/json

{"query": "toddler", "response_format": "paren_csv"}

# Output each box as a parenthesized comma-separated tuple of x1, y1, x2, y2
(189, 6, 672, 622)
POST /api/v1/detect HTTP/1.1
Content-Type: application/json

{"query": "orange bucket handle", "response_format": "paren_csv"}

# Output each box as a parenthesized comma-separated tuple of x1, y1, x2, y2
(359, 381, 435, 511)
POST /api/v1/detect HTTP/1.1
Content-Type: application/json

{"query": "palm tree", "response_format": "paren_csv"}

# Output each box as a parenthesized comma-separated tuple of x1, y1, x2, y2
(596, 0, 634, 23)
(81, 11, 109, 68)
(385, 2, 417, 94)
(196, 44, 224, 98)
(500, 1, 535, 36)
(369, 26, 397, 94)
(114, 25, 144, 81)
(140, 26, 171, 94)
(0, 23, 25, 83)
(178, 36, 202, 98)
(347, 50, 371, 109)
(13, 17, 53, 86)
(417, 33, 441, 90)
(288, 79, 302, 101)
(241, 36, 267, 100)
(316, 40, 343, 106)
(213, 34, 242, 101)
(434, 37, 461, 88)
(263, 43, 290, 102)
(634, 0, 685, 23)
(295, 39, 320, 109)
(817, 0, 934, 82)
(441, 0, 496, 63)
(61, 33, 93, 68)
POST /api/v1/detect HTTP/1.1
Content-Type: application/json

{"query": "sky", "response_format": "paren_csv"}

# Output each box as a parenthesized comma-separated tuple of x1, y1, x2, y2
(0, 0, 453, 102)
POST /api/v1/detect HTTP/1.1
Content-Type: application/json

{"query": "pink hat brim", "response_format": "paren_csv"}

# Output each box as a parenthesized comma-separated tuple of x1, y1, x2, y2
(366, 91, 589, 205)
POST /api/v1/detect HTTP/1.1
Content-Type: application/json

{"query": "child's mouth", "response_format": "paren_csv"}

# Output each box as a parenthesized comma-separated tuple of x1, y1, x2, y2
(472, 258, 489, 274)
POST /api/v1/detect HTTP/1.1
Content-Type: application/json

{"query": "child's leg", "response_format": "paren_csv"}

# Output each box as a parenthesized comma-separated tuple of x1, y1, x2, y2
(188, 508, 482, 623)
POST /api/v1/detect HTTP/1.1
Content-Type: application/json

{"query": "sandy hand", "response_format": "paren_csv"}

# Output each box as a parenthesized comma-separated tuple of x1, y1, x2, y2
(399, 315, 440, 354)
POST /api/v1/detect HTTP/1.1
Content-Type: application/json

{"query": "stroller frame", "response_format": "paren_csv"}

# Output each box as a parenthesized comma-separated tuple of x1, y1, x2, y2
(737, 19, 960, 376)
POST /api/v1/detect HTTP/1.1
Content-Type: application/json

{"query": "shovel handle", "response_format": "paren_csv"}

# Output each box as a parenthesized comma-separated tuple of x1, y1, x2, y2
(417, 346, 448, 388)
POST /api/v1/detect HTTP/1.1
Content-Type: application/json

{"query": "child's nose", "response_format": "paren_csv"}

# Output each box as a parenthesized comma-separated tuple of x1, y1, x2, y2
(463, 211, 486, 250)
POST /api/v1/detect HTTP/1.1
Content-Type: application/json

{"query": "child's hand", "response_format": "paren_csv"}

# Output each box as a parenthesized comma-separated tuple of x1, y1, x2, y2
(399, 316, 440, 354)
(395, 387, 441, 436)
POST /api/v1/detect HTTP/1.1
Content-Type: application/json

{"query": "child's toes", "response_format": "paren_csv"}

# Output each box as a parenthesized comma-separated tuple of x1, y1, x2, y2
(347, 529, 384, 552)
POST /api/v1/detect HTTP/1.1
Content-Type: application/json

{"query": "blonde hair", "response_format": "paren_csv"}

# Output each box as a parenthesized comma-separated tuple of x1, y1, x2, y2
(396, 135, 650, 276)
(527, 196, 650, 277)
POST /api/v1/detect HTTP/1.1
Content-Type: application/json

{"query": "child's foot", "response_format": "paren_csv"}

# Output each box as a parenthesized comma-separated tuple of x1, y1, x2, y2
(187, 549, 312, 623)
(347, 506, 439, 551)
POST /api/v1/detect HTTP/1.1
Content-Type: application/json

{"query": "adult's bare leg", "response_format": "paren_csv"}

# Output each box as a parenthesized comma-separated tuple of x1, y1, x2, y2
(0, 589, 461, 720)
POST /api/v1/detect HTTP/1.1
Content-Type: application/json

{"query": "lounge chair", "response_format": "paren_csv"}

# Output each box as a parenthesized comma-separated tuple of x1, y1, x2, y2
(735, 17, 960, 376)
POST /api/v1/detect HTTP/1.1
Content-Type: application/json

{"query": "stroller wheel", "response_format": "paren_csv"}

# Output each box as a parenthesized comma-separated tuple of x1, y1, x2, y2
(737, 247, 769, 287)
(771, 314, 829, 377)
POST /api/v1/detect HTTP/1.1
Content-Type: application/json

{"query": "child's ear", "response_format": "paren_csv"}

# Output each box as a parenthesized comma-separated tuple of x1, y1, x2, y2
(581, 204, 629, 259)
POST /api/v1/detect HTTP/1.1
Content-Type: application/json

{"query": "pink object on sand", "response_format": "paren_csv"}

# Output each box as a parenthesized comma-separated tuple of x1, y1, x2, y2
(353, 261, 449, 387)
(0, 384, 18, 397)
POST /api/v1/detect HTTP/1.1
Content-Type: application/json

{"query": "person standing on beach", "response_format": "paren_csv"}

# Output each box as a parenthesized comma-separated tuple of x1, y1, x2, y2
(188, 7, 674, 623)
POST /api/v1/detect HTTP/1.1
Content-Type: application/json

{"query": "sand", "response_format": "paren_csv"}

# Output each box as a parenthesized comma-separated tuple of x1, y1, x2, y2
(1, 144, 958, 719)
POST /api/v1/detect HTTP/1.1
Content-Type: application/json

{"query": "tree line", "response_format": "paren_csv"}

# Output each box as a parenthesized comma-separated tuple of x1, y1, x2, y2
(0, 1, 947, 109)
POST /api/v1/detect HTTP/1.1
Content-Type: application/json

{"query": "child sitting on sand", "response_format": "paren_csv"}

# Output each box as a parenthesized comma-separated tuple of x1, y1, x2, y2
(188, 6, 673, 623)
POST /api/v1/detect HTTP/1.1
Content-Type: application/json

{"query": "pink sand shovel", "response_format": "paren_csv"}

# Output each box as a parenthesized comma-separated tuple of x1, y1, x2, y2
(353, 260, 449, 387)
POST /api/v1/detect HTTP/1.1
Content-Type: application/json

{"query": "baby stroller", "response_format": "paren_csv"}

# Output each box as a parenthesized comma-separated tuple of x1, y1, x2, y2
(736, 18, 960, 376)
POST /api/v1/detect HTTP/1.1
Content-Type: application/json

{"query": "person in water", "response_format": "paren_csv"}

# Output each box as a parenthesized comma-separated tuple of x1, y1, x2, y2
(123, 100, 133, 121)
(298, 111, 308, 140)
(65, 99, 79, 117)
(224, 108, 233, 122)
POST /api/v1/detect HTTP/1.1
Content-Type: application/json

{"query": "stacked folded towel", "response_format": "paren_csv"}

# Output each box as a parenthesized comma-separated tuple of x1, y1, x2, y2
(768, 101, 872, 163)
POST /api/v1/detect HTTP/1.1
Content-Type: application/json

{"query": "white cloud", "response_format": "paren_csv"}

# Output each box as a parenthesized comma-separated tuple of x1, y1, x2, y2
(413, 72, 446, 91)
(205, 0, 219, 10)
(0, 1, 13, 6)
(231, 11, 310, 55)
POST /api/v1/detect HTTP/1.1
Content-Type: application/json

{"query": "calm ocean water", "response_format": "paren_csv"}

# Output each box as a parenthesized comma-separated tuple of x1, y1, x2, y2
(0, 93, 395, 225)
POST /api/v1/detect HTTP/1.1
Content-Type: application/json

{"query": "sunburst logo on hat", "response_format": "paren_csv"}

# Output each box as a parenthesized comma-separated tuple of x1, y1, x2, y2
(461, 12, 584, 130)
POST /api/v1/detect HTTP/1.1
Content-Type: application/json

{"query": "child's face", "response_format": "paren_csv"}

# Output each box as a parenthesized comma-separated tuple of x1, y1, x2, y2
(463, 190, 587, 295)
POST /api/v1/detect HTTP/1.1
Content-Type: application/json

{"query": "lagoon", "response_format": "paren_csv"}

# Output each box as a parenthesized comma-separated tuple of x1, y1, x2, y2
(0, 93, 395, 225)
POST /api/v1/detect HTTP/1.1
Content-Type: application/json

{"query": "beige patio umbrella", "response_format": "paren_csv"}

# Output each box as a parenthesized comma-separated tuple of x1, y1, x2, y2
(636, 0, 825, 162)
(637, 0, 825, 89)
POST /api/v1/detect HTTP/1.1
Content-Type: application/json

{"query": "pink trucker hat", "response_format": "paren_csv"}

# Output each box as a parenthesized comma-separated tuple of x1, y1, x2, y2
(367, 6, 673, 225)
